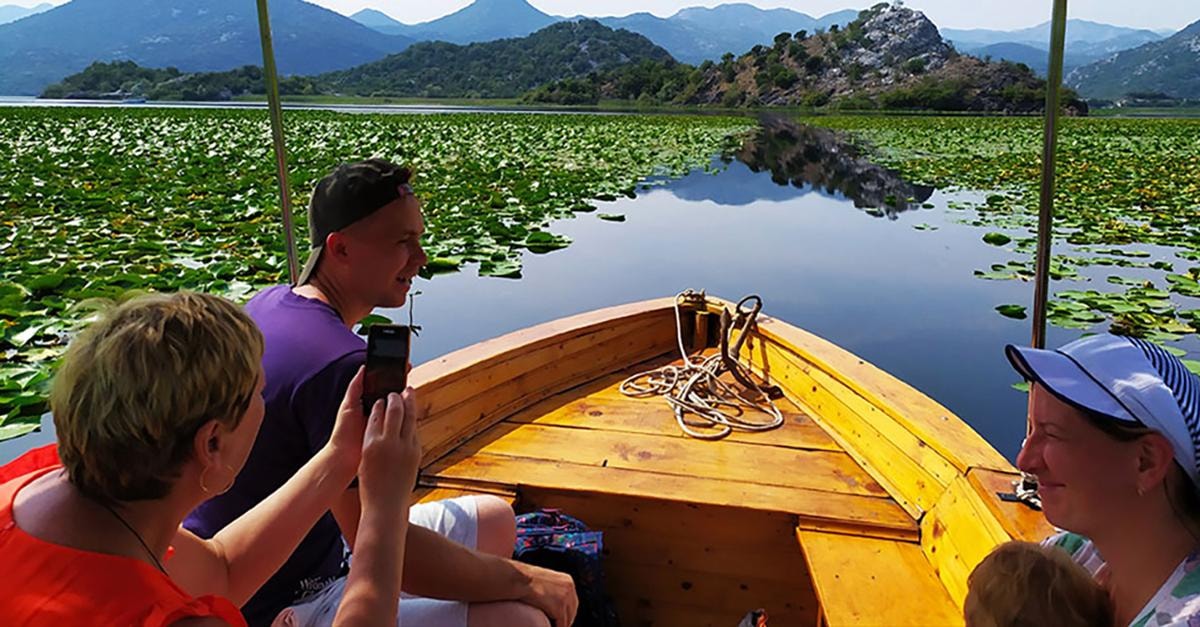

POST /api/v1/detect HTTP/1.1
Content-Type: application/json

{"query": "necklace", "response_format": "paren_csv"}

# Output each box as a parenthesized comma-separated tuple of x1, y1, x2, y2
(96, 499, 167, 574)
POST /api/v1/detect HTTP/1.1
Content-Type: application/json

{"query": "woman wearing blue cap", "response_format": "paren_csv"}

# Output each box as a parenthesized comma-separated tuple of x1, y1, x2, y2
(1009, 333, 1200, 626)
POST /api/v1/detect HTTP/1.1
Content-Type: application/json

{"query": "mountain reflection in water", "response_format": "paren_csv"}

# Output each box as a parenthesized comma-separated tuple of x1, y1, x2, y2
(732, 117, 935, 218)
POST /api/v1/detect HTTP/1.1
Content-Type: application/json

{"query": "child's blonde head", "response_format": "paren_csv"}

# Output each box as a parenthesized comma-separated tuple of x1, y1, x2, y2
(964, 540, 1112, 627)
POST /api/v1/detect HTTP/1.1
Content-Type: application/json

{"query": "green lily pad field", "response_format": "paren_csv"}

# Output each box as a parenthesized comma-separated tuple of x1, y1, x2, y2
(0, 107, 751, 439)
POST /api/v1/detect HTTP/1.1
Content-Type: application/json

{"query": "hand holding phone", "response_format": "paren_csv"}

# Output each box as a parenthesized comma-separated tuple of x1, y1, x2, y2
(363, 324, 412, 415)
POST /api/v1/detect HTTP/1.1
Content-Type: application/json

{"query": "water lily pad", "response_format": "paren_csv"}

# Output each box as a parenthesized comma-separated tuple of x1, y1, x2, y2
(479, 259, 523, 279)
(1166, 275, 1200, 298)
(983, 232, 1012, 246)
(996, 304, 1027, 320)
(524, 231, 571, 254)
(0, 421, 40, 441)
(598, 213, 626, 222)
(974, 270, 1020, 281)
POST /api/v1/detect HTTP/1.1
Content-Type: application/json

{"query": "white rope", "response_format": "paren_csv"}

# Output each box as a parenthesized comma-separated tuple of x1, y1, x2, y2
(620, 292, 784, 440)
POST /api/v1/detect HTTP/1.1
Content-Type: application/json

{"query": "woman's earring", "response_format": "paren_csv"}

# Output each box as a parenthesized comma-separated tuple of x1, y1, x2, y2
(200, 464, 236, 496)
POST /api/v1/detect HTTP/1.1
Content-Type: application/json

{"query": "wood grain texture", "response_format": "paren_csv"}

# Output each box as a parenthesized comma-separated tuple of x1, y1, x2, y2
(798, 528, 962, 627)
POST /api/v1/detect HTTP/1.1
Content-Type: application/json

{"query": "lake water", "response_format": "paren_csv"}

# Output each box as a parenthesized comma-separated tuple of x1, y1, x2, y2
(4, 117, 1196, 464)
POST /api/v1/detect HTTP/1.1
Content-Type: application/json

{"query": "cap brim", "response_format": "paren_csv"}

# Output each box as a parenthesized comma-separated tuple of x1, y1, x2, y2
(295, 247, 322, 286)
(1006, 344, 1139, 424)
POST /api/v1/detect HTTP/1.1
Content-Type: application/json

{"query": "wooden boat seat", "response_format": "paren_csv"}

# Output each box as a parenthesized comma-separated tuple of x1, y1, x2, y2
(797, 528, 961, 626)
(419, 352, 919, 541)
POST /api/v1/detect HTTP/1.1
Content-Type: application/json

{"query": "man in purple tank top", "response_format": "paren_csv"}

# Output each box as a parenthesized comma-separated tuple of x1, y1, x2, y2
(186, 159, 577, 627)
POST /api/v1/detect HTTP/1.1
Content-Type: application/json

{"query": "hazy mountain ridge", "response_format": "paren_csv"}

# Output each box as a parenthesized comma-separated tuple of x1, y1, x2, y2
(944, 19, 1170, 76)
(0, 0, 413, 95)
(350, 1, 860, 64)
(0, 2, 51, 24)
(1067, 18, 1200, 99)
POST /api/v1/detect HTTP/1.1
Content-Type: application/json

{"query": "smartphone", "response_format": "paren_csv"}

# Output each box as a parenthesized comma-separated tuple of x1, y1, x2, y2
(363, 324, 412, 415)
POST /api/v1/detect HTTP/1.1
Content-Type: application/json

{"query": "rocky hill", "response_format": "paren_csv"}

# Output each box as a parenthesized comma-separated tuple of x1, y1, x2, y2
(529, 3, 1085, 113)
(323, 20, 673, 99)
(597, 6, 858, 64)
(1067, 18, 1200, 99)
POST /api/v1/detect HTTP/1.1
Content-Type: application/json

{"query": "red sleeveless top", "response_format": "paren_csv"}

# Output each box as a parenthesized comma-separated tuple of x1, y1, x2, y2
(0, 445, 247, 626)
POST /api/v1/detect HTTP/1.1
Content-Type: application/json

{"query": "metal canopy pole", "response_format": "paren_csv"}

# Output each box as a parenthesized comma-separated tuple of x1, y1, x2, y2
(255, 0, 300, 284)
(1031, 0, 1069, 351)
(1015, 0, 1070, 508)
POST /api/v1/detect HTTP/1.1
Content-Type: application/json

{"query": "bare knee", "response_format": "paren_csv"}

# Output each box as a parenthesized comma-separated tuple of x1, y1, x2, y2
(472, 495, 516, 557)
(468, 601, 550, 627)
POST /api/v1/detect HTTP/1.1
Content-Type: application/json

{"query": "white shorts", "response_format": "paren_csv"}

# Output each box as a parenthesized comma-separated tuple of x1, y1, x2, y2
(273, 496, 479, 627)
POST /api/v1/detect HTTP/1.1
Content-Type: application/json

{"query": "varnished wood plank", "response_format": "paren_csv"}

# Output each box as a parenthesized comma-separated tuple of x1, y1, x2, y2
(797, 528, 962, 627)
(423, 452, 918, 539)
(506, 388, 842, 452)
(920, 476, 1011, 606)
(603, 560, 816, 624)
(739, 338, 948, 517)
(412, 298, 677, 389)
(613, 598, 794, 627)
(447, 421, 888, 498)
(517, 489, 818, 626)
(411, 486, 516, 505)
(728, 305, 1010, 474)
(519, 488, 812, 582)
(417, 317, 679, 464)
(966, 468, 1055, 543)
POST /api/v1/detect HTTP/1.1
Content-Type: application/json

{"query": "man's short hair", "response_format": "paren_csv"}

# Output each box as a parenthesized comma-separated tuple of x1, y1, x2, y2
(52, 291, 264, 502)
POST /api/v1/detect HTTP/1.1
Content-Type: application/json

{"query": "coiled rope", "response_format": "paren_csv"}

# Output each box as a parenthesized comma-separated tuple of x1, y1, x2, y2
(619, 291, 785, 440)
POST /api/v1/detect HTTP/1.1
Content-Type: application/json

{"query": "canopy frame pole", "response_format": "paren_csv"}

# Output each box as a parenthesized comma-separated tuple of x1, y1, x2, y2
(1016, 0, 1069, 508)
(1031, 0, 1069, 351)
(255, 0, 300, 284)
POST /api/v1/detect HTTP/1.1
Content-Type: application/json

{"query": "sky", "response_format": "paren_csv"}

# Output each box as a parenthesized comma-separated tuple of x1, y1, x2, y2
(10, 0, 1197, 31)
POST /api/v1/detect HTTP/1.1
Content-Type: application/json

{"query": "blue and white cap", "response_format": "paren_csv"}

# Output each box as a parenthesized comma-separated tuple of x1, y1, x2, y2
(1006, 334, 1200, 488)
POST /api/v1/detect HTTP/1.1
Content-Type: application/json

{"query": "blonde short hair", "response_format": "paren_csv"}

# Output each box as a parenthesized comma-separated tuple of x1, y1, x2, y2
(52, 292, 264, 502)
(964, 540, 1112, 627)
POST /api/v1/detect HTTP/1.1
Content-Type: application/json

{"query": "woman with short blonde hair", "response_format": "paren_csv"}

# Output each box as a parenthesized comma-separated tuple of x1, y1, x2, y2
(0, 291, 421, 626)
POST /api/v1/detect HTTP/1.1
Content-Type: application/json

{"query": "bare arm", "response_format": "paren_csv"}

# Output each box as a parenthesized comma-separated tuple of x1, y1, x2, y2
(334, 391, 420, 627)
(169, 369, 369, 605)
(331, 486, 362, 552)
(170, 443, 358, 605)
(334, 489, 577, 625)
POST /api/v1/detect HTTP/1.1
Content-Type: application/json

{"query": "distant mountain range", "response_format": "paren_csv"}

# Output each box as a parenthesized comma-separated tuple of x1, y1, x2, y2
(1067, 18, 1200, 99)
(943, 19, 1168, 75)
(350, 1, 858, 64)
(0, 2, 50, 24)
(0, 0, 412, 95)
(351, 0, 556, 45)
(594, 5, 860, 64)
(0, 0, 1194, 99)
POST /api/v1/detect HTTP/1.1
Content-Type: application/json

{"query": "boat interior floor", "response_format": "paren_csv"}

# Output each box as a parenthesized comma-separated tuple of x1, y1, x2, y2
(414, 349, 935, 626)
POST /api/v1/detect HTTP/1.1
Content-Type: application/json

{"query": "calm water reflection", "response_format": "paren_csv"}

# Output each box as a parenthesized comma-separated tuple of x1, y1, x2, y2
(5, 120, 1194, 463)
